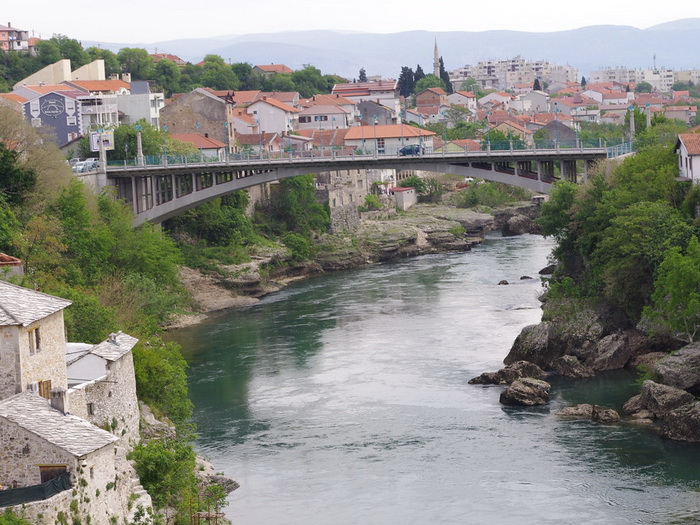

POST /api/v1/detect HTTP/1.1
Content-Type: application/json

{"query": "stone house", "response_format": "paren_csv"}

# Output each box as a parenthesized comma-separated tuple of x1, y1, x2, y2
(447, 91, 477, 112)
(160, 88, 236, 152)
(298, 105, 352, 130)
(389, 186, 417, 211)
(416, 87, 448, 110)
(0, 281, 72, 401)
(0, 281, 151, 523)
(357, 100, 397, 126)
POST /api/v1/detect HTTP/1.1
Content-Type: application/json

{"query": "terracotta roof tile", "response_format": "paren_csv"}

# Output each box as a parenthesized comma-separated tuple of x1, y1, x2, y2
(344, 124, 434, 140)
(678, 133, 700, 155)
(171, 133, 226, 149)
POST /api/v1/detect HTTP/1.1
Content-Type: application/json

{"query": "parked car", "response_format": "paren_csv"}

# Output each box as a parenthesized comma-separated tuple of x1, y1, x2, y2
(398, 144, 422, 156)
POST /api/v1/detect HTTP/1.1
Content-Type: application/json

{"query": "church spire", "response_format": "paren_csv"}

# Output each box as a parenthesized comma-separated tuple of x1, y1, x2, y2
(433, 38, 440, 77)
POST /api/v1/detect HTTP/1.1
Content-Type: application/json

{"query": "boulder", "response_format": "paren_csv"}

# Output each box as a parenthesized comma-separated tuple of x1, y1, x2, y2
(653, 343, 700, 395)
(557, 403, 594, 418)
(627, 352, 668, 370)
(550, 355, 595, 378)
(539, 264, 557, 275)
(660, 402, 700, 442)
(622, 394, 644, 415)
(589, 331, 634, 371)
(639, 380, 694, 418)
(504, 322, 560, 369)
(591, 405, 621, 424)
(499, 378, 551, 406)
(502, 215, 537, 236)
(498, 280, 509, 285)
(520, 275, 533, 280)
(468, 361, 547, 385)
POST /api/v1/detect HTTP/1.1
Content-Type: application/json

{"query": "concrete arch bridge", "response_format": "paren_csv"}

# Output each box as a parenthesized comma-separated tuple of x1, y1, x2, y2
(102, 147, 610, 225)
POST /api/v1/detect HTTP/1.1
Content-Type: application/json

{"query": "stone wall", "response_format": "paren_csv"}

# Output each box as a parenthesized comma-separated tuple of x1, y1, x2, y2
(0, 326, 20, 400)
(330, 205, 361, 233)
(68, 352, 140, 445)
(0, 419, 76, 487)
(19, 312, 68, 395)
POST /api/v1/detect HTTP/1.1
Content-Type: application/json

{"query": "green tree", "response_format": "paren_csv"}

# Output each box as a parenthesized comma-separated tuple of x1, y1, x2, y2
(0, 142, 36, 206)
(0, 509, 32, 525)
(86, 47, 121, 76)
(533, 78, 542, 91)
(200, 55, 239, 91)
(34, 39, 61, 66)
(459, 78, 484, 98)
(117, 48, 154, 80)
(398, 66, 415, 98)
(50, 34, 90, 68)
(359, 68, 367, 82)
(635, 81, 653, 93)
(413, 74, 445, 95)
(152, 58, 182, 96)
(398, 175, 426, 194)
(258, 174, 330, 236)
(438, 57, 452, 94)
(646, 236, 700, 342)
(232, 62, 256, 90)
(414, 64, 425, 84)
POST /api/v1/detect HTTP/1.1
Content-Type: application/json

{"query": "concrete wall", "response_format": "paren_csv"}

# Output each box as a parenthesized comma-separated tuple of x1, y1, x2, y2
(14, 59, 72, 88)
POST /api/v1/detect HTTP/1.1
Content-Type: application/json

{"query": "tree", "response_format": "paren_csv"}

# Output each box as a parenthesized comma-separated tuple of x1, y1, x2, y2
(460, 77, 484, 98)
(413, 74, 446, 95)
(414, 64, 425, 84)
(581, 76, 587, 89)
(200, 55, 239, 91)
(398, 66, 415, 98)
(533, 78, 542, 91)
(85, 47, 120, 76)
(646, 236, 700, 342)
(443, 105, 472, 128)
(50, 34, 90, 68)
(0, 143, 37, 206)
(359, 68, 367, 82)
(117, 48, 154, 80)
(438, 57, 452, 94)
(398, 175, 426, 194)
(635, 81, 653, 93)
(33, 39, 61, 66)
(152, 58, 181, 97)
(232, 62, 256, 90)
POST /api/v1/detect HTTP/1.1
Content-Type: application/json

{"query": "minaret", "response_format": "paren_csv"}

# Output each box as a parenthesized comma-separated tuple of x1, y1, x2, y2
(433, 39, 440, 77)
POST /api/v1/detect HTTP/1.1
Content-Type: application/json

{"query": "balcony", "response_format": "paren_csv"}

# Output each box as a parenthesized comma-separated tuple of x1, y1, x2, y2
(0, 473, 72, 508)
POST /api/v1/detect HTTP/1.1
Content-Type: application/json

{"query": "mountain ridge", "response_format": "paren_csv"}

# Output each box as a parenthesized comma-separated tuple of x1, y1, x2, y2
(83, 19, 700, 80)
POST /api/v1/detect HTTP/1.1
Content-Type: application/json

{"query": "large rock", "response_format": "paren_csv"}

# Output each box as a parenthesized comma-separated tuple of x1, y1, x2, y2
(499, 378, 551, 406)
(639, 380, 694, 418)
(502, 215, 538, 236)
(468, 360, 547, 385)
(660, 402, 700, 442)
(589, 331, 634, 371)
(591, 405, 621, 424)
(557, 403, 594, 418)
(550, 355, 595, 378)
(653, 343, 700, 395)
(504, 322, 560, 369)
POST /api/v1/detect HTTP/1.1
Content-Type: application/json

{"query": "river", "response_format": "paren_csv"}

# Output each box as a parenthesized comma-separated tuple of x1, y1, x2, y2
(172, 234, 700, 525)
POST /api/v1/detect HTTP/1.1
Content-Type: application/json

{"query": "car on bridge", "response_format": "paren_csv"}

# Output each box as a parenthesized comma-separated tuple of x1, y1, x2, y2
(398, 144, 423, 156)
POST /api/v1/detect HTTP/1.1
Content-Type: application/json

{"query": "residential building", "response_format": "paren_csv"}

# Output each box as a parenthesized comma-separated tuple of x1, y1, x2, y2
(676, 133, 700, 181)
(23, 90, 84, 147)
(357, 100, 397, 126)
(0, 23, 29, 52)
(171, 133, 227, 160)
(246, 96, 300, 135)
(115, 80, 165, 127)
(253, 64, 294, 77)
(235, 132, 284, 155)
(664, 106, 697, 125)
(447, 91, 477, 112)
(160, 87, 236, 152)
(150, 53, 187, 66)
(343, 124, 435, 154)
(332, 80, 400, 119)
(298, 105, 351, 130)
(416, 87, 448, 110)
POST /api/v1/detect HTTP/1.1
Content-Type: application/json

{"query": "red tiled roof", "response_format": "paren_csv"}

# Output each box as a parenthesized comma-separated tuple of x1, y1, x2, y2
(453, 139, 481, 151)
(299, 93, 355, 107)
(344, 124, 434, 140)
(296, 128, 350, 147)
(0, 93, 27, 105)
(453, 91, 476, 98)
(249, 96, 299, 113)
(171, 133, 225, 149)
(236, 133, 282, 146)
(255, 64, 293, 74)
(678, 133, 700, 155)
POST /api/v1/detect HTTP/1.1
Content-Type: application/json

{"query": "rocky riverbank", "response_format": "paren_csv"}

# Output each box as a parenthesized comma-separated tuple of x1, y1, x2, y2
(167, 203, 540, 329)
(471, 293, 700, 443)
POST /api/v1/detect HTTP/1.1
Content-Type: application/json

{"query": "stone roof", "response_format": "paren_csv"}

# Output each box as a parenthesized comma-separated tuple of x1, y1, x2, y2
(0, 281, 72, 327)
(67, 331, 138, 366)
(0, 392, 117, 457)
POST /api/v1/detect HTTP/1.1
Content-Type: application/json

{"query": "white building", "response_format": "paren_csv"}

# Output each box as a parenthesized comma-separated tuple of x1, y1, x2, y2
(676, 133, 700, 182)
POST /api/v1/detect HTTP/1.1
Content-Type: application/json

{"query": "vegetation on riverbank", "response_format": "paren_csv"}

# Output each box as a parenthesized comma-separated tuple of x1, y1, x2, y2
(539, 116, 697, 339)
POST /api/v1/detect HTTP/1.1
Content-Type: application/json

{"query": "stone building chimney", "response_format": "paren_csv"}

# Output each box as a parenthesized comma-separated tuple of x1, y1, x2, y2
(50, 387, 67, 414)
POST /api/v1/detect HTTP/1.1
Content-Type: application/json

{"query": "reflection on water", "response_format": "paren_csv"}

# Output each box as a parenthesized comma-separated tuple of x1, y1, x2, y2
(172, 235, 700, 525)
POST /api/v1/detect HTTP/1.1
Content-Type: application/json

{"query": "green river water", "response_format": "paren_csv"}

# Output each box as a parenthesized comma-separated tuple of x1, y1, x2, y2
(171, 234, 700, 525)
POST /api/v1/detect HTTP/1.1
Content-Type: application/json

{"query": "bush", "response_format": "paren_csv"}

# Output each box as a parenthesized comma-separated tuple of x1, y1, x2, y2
(283, 233, 312, 262)
(454, 181, 530, 208)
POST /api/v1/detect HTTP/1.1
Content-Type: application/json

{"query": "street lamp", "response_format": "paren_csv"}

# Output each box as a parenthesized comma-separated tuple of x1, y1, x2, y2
(162, 125, 168, 165)
(373, 114, 378, 156)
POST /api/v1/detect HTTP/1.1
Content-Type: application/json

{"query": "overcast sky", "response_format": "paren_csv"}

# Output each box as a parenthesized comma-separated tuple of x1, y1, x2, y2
(6, 2, 700, 45)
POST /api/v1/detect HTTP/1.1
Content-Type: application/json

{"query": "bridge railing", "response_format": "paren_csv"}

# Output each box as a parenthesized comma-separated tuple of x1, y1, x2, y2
(105, 139, 614, 170)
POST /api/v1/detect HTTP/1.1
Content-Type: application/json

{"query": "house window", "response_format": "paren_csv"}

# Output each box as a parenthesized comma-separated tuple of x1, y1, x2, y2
(38, 380, 51, 400)
(377, 138, 385, 153)
(39, 465, 67, 484)
(28, 327, 41, 355)
(87, 402, 95, 415)
(299, 116, 311, 123)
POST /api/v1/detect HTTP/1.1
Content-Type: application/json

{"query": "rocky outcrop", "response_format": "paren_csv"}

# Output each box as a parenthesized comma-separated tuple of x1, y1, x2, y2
(468, 360, 547, 385)
(659, 403, 700, 442)
(494, 206, 542, 236)
(557, 403, 594, 418)
(139, 401, 176, 440)
(550, 355, 594, 378)
(195, 456, 240, 495)
(499, 378, 551, 406)
(591, 405, 621, 424)
(653, 343, 700, 395)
